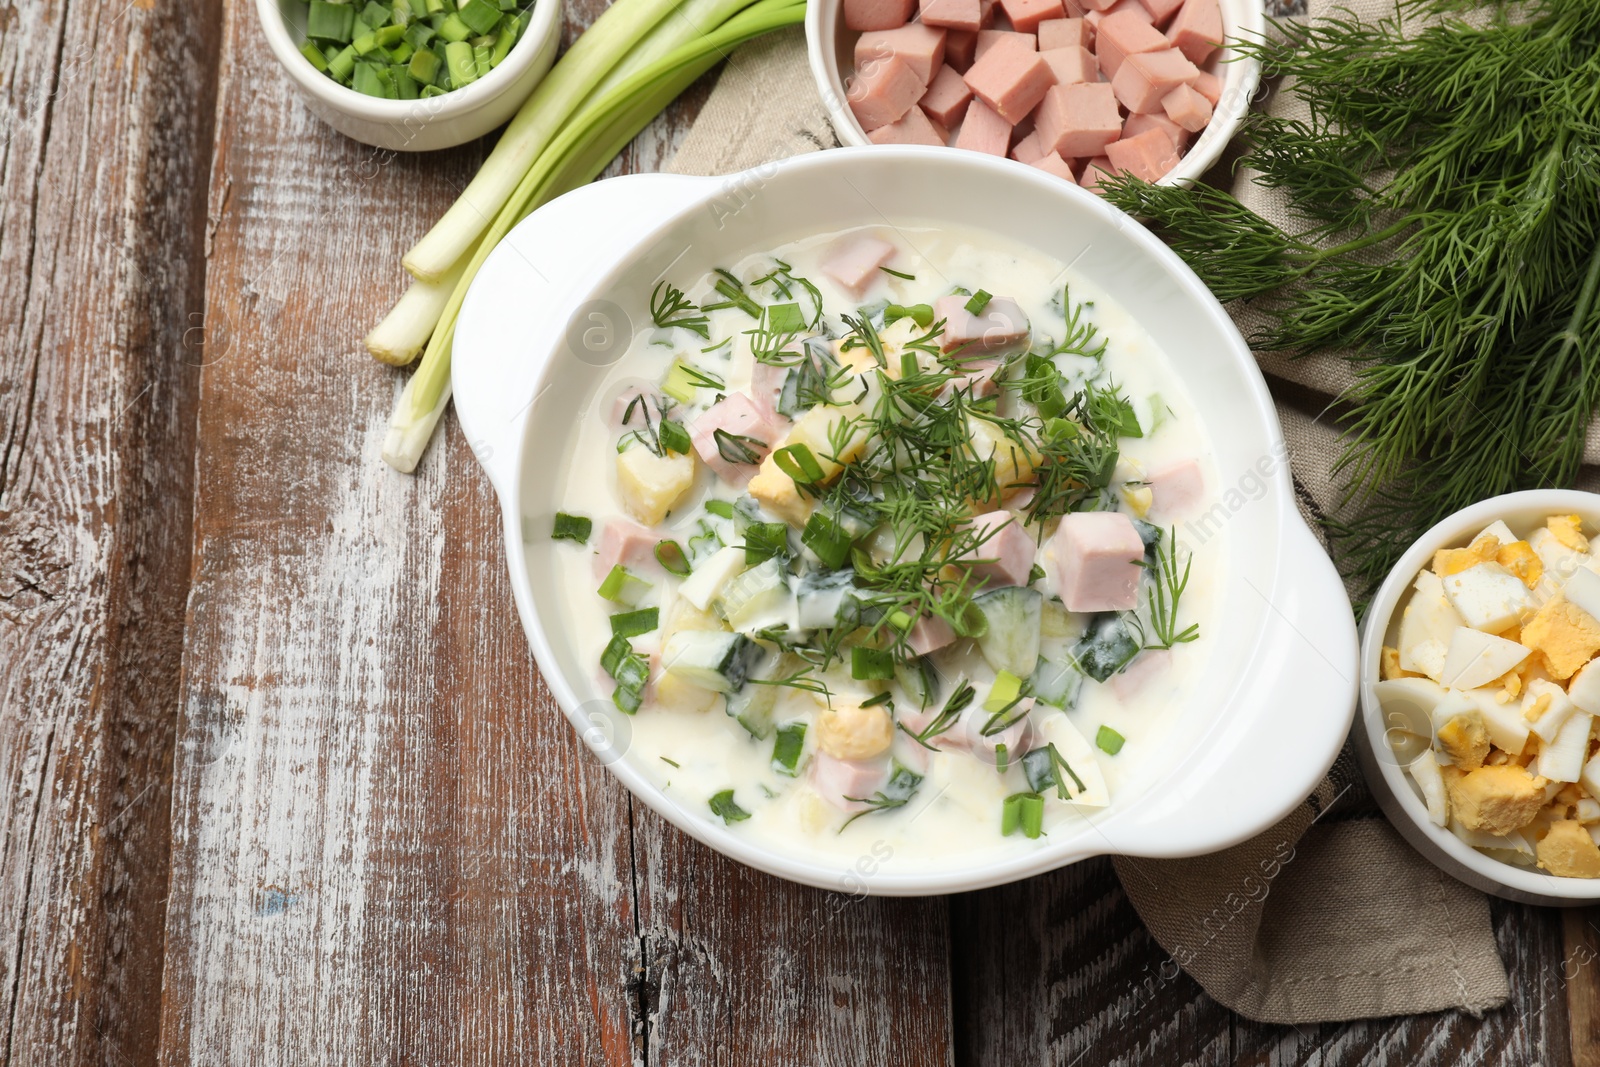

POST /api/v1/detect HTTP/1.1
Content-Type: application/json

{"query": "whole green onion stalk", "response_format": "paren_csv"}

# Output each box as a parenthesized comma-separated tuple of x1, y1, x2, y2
(380, 0, 807, 471)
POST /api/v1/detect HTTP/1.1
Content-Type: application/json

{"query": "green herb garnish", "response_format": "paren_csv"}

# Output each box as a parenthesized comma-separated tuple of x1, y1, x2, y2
(650, 281, 711, 338)
(551, 512, 592, 544)
(709, 789, 751, 824)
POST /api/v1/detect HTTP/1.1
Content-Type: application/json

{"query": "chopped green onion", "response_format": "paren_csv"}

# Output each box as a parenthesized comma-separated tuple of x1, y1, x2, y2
(851, 646, 895, 681)
(773, 442, 825, 485)
(1096, 725, 1126, 755)
(800, 510, 853, 570)
(661, 359, 702, 404)
(1028, 564, 1046, 585)
(307, 0, 357, 41)
(597, 564, 651, 605)
(771, 723, 806, 776)
(299, 40, 331, 71)
(764, 302, 804, 333)
(713, 428, 765, 466)
(407, 46, 441, 83)
(437, 13, 474, 41)
(708, 789, 751, 824)
(655, 540, 691, 576)
(983, 671, 1023, 713)
(610, 607, 659, 638)
(705, 499, 735, 520)
(601, 635, 648, 714)
(490, 22, 520, 65)
(444, 39, 479, 85)
(458, 0, 504, 34)
(884, 303, 934, 328)
(551, 512, 592, 544)
(743, 522, 788, 565)
(965, 289, 992, 316)
(326, 44, 358, 80)
(658, 420, 692, 456)
(1001, 792, 1045, 839)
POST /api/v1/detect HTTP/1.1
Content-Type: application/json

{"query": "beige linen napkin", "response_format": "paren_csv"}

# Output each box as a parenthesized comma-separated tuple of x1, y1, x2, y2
(664, 14, 1514, 1023)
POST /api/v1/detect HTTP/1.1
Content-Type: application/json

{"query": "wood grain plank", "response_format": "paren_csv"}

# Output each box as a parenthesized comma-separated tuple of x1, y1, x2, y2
(0, 1, 219, 1065)
(1565, 908, 1600, 1067)
(951, 857, 1574, 1067)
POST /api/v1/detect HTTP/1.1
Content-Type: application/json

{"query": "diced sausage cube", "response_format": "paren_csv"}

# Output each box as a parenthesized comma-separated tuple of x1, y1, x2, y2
(954, 99, 1014, 156)
(856, 23, 949, 83)
(845, 0, 916, 31)
(1094, 8, 1168, 78)
(1010, 129, 1046, 163)
(1082, 0, 1118, 9)
(1031, 151, 1078, 181)
(1111, 648, 1171, 700)
(1191, 69, 1222, 105)
(822, 233, 899, 294)
(1122, 110, 1189, 150)
(1088, 0, 1154, 25)
(1000, 0, 1066, 33)
(848, 54, 928, 130)
(920, 64, 975, 126)
(946, 30, 979, 70)
(1038, 16, 1091, 48)
(1079, 155, 1118, 192)
(963, 39, 1056, 122)
(691, 392, 776, 485)
(1050, 511, 1145, 612)
(869, 106, 949, 146)
(907, 613, 957, 656)
(749, 358, 789, 426)
(974, 29, 1035, 62)
(1105, 126, 1181, 181)
(593, 519, 660, 581)
(1040, 45, 1097, 85)
(1061, 0, 1087, 12)
(933, 294, 1030, 355)
(958, 510, 1037, 588)
(1146, 458, 1205, 521)
(1111, 47, 1199, 113)
(1034, 81, 1122, 158)
(1135, 0, 1185, 25)
(1166, 0, 1222, 64)
(922, 0, 983, 31)
(1162, 82, 1212, 131)
(812, 752, 891, 813)
(979, 0, 998, 24)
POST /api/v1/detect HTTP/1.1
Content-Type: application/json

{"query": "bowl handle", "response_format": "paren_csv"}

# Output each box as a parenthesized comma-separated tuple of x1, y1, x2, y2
(1100, 514, 1359, 857)
(452, 172, 714, 499)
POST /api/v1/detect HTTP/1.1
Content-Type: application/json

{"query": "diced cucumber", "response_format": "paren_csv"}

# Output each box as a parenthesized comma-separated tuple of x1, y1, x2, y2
(772, 721, 807, 775)
(661, 631, 768, 693)
(895, 657, 940, 710)
(679, 546, 745, 611)
(1132, 518, 1161, 563)
(1070, 615, 1140, 683)
(793, 568, 856, 630)
(727, 680, 778, 738)
(975, 586, 1043, 677)
(1030, 656, 1084, 709)
(718, 557, 795, 632)
(1039, 598, 1083, 641)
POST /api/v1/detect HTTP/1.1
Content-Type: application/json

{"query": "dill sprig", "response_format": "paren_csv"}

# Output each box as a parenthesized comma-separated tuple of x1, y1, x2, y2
(650, 281, 711, 338)
(1102, 0, 1600, 600)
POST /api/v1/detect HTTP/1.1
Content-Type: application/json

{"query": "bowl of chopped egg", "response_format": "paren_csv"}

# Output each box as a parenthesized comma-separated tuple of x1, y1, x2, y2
(1355, 489, 1600, 905)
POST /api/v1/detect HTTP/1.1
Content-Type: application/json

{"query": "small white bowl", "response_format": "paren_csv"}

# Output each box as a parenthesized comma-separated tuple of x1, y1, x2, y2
(1353, 489, 1600, 906)
(253, 0, 563, 151)
(805, 0, 1263, 187)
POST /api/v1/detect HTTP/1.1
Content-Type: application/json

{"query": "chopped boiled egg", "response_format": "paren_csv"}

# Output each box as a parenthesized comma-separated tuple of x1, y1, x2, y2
(1439, 627, 1529, 690)
(1398, 570, 1465, 680)
(1535, 710, 1593, 784)
(1444, 763, 1546, 836)
(1407, 749, 1450, 827)
(1563, 565, 1600, 621)
(1440, 561, 1534, 633)
(1569, 658, 1600, 715)
(1536, 819, 1600, 877)
(1522, 678, 1576, 743)
(1520, 593, 1600, 679)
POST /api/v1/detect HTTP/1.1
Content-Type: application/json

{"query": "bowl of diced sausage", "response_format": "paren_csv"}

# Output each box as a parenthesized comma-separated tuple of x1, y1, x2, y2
(806, 0, 1262, 192)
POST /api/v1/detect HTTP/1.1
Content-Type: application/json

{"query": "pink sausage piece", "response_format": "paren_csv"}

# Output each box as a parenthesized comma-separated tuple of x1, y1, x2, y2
(1079, 156, 1119, 192)
(1135, 0, 1185, 24)
(1010, 129, 1047, 163)
(999, 0, 1066, 33)
(1162, 82, 1213, 131)
(1191, 69, 1222, 106)
(748, 356, 789, 427)
(922, 0, 983, 31)
(812, 752, 891, 812)
(1111, 648, 1171, 701)
(954, 99, 1014, 156)
(946, 30, 979, 71)
(1094, 9, 1168, 79)
(961, 699, 1034, 765)
(845, 0, 916, 30)
(1146, 458, 1206, 521)
(907, 613, 958, 656)
(933, 294, 1030, 355)
(1034, 81, 1122, 159)
(869, 106, 949, 146)
(1166, 0, 1222, 64)
(1122, 110, 1189, 151)
(1105, 125, 1181, 181)
(1111, 47, 1199, 114)
(963, 41, 1057, 123)
(974, 29, 1035, 62)
(1082, 0, 1118, 10)
(848, 54, 928, 131)
(1051, 511, 1145, 612)
(690, 392, 776, 486)
(1031, 150, 1078, 182)
(1087, 0, 1154, 26)
(1037, 15, 1091, 49)
(822, 233, 899, 295)
(593, 518, 660, 582)
(920, 63, 976, 127)
(1040, 45, 1098, 86)
(856, 23, 949, 83)
(958, 510, 1037, 588)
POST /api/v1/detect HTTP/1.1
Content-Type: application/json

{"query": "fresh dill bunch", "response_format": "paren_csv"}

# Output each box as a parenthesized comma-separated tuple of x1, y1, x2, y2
(1102, 0, 1600, 600)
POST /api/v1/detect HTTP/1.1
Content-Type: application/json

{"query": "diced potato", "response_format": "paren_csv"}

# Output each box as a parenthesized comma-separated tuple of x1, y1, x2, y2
(616, 447, 695, 525)
(1446, 764, 1546, 835)
(653, 670, 719, 714)
(748, 403, 870, 525)
(967, 415, 1043, 498)
(1536, 819, 1600, 877)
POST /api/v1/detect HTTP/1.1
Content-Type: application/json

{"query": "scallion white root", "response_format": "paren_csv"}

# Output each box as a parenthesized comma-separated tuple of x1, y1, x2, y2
(365, 250, 471, 365)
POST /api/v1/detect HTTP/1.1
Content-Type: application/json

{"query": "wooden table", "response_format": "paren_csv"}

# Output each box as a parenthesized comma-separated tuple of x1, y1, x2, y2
(2, 1, 1598, 1063)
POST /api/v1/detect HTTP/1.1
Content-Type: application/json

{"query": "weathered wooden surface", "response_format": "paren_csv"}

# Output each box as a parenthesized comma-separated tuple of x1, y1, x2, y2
(0, 0, 1595, 1064)
(0, 1, 218, 1066)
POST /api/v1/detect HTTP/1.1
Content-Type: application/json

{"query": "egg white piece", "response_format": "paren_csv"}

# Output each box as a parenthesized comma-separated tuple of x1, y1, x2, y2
(1524, 678, 1578, 743)
(1536, 710, 1593, 783)
(1406, 749, 1449, 827)
(1440, 562, 1534, 633)
(1399, 571, 1464, 680)
(1439, 627, 1529, 690)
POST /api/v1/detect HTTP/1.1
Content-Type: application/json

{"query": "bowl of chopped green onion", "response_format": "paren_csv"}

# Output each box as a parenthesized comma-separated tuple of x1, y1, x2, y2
(256, 0, 563, 151)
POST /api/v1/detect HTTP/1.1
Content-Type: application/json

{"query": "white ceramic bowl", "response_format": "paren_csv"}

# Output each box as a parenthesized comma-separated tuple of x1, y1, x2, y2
(253, 0, 563, 151)
(451, 147, 1356, 895)
(1353, 489, 1600, 906)
(805, 0, 1263, 186)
